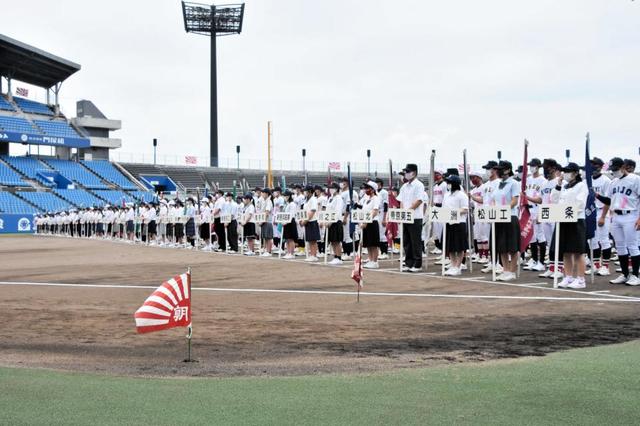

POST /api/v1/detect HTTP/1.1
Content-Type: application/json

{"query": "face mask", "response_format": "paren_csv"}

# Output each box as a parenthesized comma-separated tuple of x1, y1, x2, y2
(405, 171, 416, 180)
(339, 182, 346, 189)
(446, 184, 452, 192)
(531, 166, 539, 174)
(484, 170, 491, 179)
(612, 170, 622, 178)
(329, 188, 337, 195)
(563, 172, 574, 181)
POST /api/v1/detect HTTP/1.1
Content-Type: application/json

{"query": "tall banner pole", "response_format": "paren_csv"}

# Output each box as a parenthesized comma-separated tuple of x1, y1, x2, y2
(585, 132, 596, 285)
(463, 149, 473, 272)
(347, 162, 355, 257)
(185, 266, 193, 362)
(426, 150, 436, 271)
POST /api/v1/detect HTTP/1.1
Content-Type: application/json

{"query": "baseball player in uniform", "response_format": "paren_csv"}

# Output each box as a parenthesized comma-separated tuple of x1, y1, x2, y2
(522, 158, 547, 272)
(588, 157, 612, 276)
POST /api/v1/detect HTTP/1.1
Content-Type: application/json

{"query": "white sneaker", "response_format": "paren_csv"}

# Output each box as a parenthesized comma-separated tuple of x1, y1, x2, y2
(567, 278, 586, 289)
(363, 261, 379, 269)
(523, 259, 535, 270)
(378, 253, 389, 260)
(444, 267, 460, 276)
(481, 264, 493, 273)
(478, 256, 489, 264)
(392, 248, 400, 254)
(430, 248, 442, 255)
(260, 252, 272, 257)
(557, 276, 574, 288)
(341, 254, 352, 261)
(304, 256, 319, 262)
(460, 263, 467, 270)
(435, 258, 450, 265)
(282, 254, 295, 259)
(596, 266, 611, 276)
(408, 266, 422, 273)
(625, 275, 640, 286)
(471, 254, 480, 262)
(539, 269, 553, 278)
(609, 274, 627, 284)
(531, 262, 546, 272)
(496, 272, 515, 281)
(329, 258, 343, 265)
(495, 264, 504, 274)
(245, 251, 255, 256)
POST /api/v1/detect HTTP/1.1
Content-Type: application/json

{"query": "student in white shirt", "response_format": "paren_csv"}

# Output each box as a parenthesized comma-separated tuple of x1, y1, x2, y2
(490, 161, 520, 281)
(326, 182, 345, 265)
(431, 170, 448, 254)
(212, 190, 226, 251)
(339, 176, 359, 259)
(442, 175, 469, 276)
(398, 163, 426, 272)
(299, 185, 320, 261)
(260, 188, 275, 256)
(588, 157, 613, 276)
(360, 180, 381, 269)
(241, 194, 257, 255)
(224, 192, 239, 252)
(281, 190, 299, 259)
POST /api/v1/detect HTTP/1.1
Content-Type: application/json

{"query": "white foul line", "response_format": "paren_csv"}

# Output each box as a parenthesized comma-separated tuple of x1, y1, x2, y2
(0, 281, 638, 303)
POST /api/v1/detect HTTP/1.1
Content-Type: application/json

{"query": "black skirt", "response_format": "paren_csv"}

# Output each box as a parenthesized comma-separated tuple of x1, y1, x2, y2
(283, 219, 298, 240)
(362, 220, 380, 247)
(175, 223, 184, 239)
(495, 216, 520, 254)
(304, 221, 321, 242)
(328, 221, 343, 243)
(200, 223, 211, 239)
(243, 222, 257, 239)
(148, 220, 157, 235)
(445, 222, 469, 252)
(185, 218, 196, 237)
(557, 219, 586, 255)
(126, 220, 134, 233)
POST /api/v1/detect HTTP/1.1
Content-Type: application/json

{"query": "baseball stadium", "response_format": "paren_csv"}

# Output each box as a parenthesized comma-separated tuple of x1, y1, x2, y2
(2, 2, 640, 425)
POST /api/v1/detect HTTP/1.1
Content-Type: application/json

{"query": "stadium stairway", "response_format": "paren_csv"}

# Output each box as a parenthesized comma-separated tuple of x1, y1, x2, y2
(82, 161, 139, 190)
(0, 156, 53, 189)
(40, 158, 111, 190)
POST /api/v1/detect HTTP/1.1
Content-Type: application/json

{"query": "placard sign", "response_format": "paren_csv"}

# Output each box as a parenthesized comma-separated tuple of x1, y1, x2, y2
(473, 206, 512, 223)
(351, 210, 373, 223)
(295, 210, 307, 221)
(387, 208, 414, 224)
(318, 210, 339, 223)
(428, 207, 464, 224)
(275, 212, 293, 224)
(537, 204, 578, 223)
(252, 213, 267, 224)
(220, 214, 232, 224)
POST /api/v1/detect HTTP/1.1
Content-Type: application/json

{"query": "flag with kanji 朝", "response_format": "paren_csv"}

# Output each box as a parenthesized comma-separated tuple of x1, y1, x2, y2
(351, 254, 363, 288)
(134, 272, 191, 334)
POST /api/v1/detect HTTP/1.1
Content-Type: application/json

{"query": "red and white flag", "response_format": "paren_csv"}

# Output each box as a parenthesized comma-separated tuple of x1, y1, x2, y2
(16, 87, 29, 97)
(134, 272, 191, 334)
(185, 155, 198, 165)
(519, 141, 534, 252)
(328, 161, 341, 171)
(457, 163, 470, 174)
(351, 254, 363, 288)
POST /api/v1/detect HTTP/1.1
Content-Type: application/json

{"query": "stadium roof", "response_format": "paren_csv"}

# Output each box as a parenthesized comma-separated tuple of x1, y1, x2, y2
(0, 33, 81, 88)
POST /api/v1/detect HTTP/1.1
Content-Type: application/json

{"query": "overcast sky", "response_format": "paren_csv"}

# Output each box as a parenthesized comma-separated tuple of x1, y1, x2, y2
(3, 0, 639, 171)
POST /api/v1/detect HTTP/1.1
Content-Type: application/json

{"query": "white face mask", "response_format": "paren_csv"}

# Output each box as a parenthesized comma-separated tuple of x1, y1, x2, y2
(612, 170, 622, 178)
(405, 171, 416, 180)
(563, 172, 574, 182)
(484, 170, 491, 179)
(531, 166, 539, 174)
(446, 184, 452, 192)
(329, 188, 337, 195)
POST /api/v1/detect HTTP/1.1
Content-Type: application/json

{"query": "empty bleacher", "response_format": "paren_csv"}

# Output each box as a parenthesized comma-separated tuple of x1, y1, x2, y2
(0, 96, 15, 112)
(92, 190, 136, 205)
(16, 191, 70, 213)
(1, 156, 54, 187)
(54, 188, 104, 208)
(0, 192, 40, 214)
(159, 167, 206, 190)
(42, 159, 109, 189)
(82, 161, 138, 190)
(34, 119, 81, 138)
(0, 115, 40, 134)
(13, 97, 54, 116)
(0, 161, 26, 186)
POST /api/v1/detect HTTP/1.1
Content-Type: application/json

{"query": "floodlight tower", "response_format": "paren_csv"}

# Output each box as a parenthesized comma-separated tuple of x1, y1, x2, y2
(181, 1, 245, 167)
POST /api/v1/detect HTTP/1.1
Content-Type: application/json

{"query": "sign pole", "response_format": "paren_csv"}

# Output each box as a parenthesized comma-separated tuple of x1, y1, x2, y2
(491, 222, 497, 282)
(554, 223, 560, 288)
(324, 222, 329, 264)
(185, 266, 193, 363)
(399, 222, 404, 272)
(589, 239, 595, 284)
(441, 222, 447, 277)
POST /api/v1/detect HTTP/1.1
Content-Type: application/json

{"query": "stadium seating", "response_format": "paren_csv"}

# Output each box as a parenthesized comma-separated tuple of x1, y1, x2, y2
(0, 115, 40, 134)
(128, 190, 156, 203)
(1, 156, 54, 187)
(42, 159, 109, 189)
(16, 191, 71, 213)
(0, 161, 26, 186)
(34, 120, 81, 138)
(54, 188, 104, 208)
(92, 190, 136, 205)
(82, 161, 138, 190)
(13, 97, 54, 116)
(0, 96, 15, 112)
(0, 191, 40, 214)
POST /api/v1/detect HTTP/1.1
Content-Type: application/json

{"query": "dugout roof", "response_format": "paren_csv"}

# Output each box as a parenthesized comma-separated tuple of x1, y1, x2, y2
(0, 33, 81, 88)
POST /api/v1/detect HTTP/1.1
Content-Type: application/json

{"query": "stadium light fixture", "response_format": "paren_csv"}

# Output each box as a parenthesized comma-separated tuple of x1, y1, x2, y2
(181, 1, 245, 167)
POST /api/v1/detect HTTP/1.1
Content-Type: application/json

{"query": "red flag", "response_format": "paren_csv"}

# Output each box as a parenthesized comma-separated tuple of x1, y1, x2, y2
(134, 272, 191, 334)
(519, 140, 534, 252)
(351, 254, 363, 288)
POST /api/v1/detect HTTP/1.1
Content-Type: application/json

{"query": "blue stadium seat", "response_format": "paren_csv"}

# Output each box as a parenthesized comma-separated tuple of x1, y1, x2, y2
(17, 191, 71, 213)
(43, 159, 109, 189)
(0, 161, 26, 186)
(128, 190, 156, 203)
(54, 189, 104, 208)
(1, 156, 54, 187)
(92, 190, 136, 206)
(0, 191, 40, 214)
(13, 97, 54, 116)
(0, 96, 15, 112)
(0, 115, 40, 134)
(34, 120, 81, 138)
(82, 161, 138, 190)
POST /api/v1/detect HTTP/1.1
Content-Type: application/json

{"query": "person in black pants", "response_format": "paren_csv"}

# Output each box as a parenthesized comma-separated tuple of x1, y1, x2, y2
(224, 192, 239, 252)
(398, 163, 426, 272)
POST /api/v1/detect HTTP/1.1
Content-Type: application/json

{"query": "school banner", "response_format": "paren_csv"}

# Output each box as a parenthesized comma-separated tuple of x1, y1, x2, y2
(0, 214, 36, 234)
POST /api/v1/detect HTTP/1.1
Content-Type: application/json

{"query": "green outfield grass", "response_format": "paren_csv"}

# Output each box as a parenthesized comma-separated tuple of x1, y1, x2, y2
(1, 341, 639, 425)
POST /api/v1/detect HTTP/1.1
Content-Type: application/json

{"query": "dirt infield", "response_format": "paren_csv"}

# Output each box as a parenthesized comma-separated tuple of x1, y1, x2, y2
(1, 236, 639, 377)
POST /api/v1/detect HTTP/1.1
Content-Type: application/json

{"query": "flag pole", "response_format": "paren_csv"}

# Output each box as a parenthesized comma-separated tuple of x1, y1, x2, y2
(463, 149, 473, 272)
(586, 133, 595, 285)
(185, 266, 194, 363)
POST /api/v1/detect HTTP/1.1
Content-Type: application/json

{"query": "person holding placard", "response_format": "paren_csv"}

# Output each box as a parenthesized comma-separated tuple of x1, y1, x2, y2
(522, 158, 547, 272)
(281, 190, 299, 259)
(224, 192, 239, 253)
(469, 172, 487, 264)
(260, 188, 275, 257)
(430, 170, 447, 255)
(241, 194, 257, 256)
(360, 180, 381, 269)
(551, 162, 589, 289)
(442, 175, 469, 276)
(326, 182, 345, 265)
(301, 185, 320, 262)
(538, 159, 564, 279)
(491, 161, 520, 281)
(476, 161, 503, 275)
(399, 163, 425, 273)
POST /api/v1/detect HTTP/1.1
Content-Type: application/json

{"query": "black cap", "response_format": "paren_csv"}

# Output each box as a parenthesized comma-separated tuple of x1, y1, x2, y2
(445, 168, 459, 177)
(263, 188, 272, 195)
(527, 158, 542, 167)
(542, 158, 559, 169)
(516, 165, 523, 173)
(391, 186, 399, 192)
(482, 160, 498, 170)
(304, 185, 314, 192)
(562, 162, 580, 173)
(402, 163, 418, 173)
(329, 182, 340, 190)
(445, 175, 461, 185)
(225, 192, 233, 197)
(273, 186, 282, 193)
(374, 177, 384, 184)
(242, 193, 253, 200)
(494, 160, 513, 170)
(313, 185, 323, 191)
(590, 157, 604, 167)
(624, 158, 636, 169)
(254, 186, 262, 192)
(294, 184, 302, 189)
(283, 189, 293, 197)
(609, 157, 624, 171)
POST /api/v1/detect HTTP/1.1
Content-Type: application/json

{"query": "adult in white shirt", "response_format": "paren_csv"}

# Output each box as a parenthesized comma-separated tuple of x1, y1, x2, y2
(398, 163, 426, 272)
(551, 162, 589, 289)
(212, 190, 227, 251)
(339, 177, 359, 259)
(442, 175, 469, 276)
(224, 192, 239, 252)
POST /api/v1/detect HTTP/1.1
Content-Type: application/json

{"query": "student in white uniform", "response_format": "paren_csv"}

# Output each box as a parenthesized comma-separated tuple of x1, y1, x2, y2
(430, 170, 448, 254)
(589, 157, 613, 276)
(399, 163, 426, 272)
(299, 185, 320, 261)
(339, 176, 359, 259)
(241, 194, 257, 255)
(281, 190, 299, 259)
(443, 175, 469, 276)
(469, 172, 488, 264)
(522, 158, 547, 272)
(326, 182, 345, 265)
(260, 188, 275, 256)
(551, 162, 589, 289)
(490, 161, 520, 281)
(599, 158, 640, 286)
(224, 192, 239, 253)
(359, 180, 381, 269)
(375, 178, 390, 259)
(538, 159, 564, 279)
